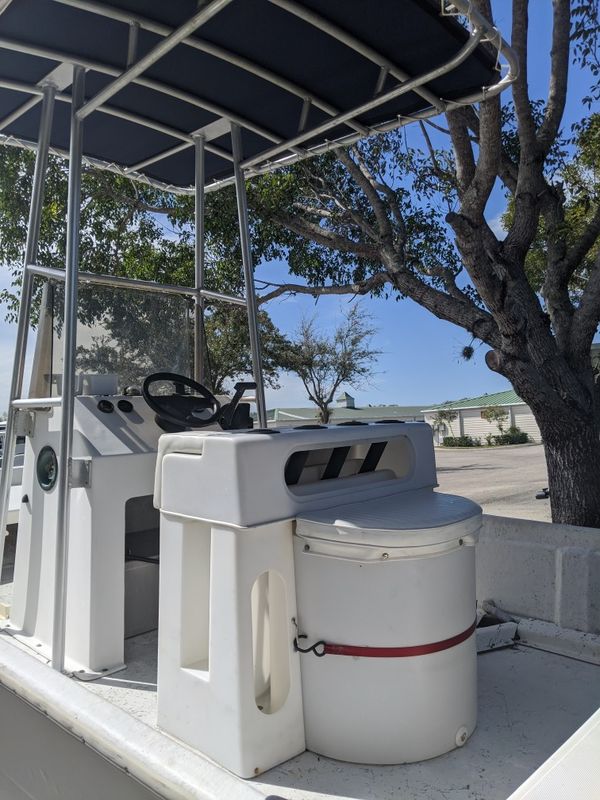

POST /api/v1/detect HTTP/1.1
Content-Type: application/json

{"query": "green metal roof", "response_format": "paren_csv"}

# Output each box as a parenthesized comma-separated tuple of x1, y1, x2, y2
(422, 389, 524, 413)
(269, 405, 427, 422)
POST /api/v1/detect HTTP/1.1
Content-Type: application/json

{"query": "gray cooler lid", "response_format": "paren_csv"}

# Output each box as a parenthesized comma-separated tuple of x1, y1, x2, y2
(296, 488, 481, 548)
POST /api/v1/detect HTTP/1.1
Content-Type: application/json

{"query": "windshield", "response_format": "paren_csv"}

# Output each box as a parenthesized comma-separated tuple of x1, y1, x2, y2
(30, 279, 193, 397)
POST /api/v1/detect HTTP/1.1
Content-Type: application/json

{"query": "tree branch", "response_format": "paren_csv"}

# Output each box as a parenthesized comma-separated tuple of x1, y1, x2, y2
(292, 200, 377, 239)
(562, 204, 600, 278)
(336, 147, 394, 246)
(272, 211, 379, 261)
(425, 264, 468, 302)
(540, 191, 600, 351)
(446, 109, 476, 193)
(257, 273, 390, 305)
(385, 259, 502, 348)
(296, 166, 382, 241)
(446, 209, 557, 365)
(511, 0, 538, 153)
(424, 119, 451, 136)
(137, 203, 176, 216)
(456, 1, 502, 218)
(418, 121, 456, 187)
(462, 93, 501, 218)
(373, 181, 406, 243)
(503, 3, 559, 263)
(571, 249, 600, 356)
(460, 106, 519, 195)
(537, 0, 571, 155)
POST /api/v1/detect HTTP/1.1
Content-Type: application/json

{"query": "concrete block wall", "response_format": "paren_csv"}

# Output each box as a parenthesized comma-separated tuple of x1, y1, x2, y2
(477, 515, 600, 634)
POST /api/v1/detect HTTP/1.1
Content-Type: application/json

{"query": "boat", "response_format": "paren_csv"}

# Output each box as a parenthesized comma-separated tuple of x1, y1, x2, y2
(0, 2, 598, 799)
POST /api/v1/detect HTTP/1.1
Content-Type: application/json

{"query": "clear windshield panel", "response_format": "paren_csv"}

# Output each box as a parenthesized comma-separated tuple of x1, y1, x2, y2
(29, 279, 193, 398)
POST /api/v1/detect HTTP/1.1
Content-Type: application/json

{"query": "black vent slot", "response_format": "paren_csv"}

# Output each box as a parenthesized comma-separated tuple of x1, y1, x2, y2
(359, 441, 387, 473)
(322, 446, 350, 480)
(285, 450, 310, 485)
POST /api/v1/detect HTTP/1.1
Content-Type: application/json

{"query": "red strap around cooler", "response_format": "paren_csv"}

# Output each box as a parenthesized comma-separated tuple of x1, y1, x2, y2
(321, 619, 477, 658)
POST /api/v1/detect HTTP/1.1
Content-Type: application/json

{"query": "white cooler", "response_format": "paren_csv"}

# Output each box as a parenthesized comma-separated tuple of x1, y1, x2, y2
(294, 487, 481, 764)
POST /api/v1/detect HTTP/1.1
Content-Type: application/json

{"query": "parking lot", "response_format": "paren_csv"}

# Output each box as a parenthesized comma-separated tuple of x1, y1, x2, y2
(434, 443, 551, 522)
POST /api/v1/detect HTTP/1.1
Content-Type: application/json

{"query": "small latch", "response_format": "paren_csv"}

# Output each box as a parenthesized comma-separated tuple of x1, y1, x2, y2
(14, 409, 35, 438)
(70, 458, 92, 488)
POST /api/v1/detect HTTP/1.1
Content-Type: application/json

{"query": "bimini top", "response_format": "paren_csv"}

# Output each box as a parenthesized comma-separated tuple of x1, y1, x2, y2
(0, 0, 517, 193)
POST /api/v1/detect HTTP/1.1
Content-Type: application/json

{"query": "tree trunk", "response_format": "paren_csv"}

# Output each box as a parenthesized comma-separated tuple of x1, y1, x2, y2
(318, 405, 331, 424)
(536, 411, 600, 528)
(488, 349, 600, 528)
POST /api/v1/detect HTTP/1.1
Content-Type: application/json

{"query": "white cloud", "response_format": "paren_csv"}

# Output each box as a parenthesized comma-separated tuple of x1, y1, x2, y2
(487, 212, 507, 240)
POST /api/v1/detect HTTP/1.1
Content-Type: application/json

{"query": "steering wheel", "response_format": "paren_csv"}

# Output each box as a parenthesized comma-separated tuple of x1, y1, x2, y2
(142, 372, 221, 429)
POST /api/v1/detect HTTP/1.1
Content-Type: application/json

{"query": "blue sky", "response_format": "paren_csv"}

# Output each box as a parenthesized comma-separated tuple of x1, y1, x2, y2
(0, 4, 595, 413)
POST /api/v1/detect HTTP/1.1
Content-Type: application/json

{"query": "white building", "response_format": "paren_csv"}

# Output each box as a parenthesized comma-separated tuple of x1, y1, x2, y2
(422, 389, 541, 445)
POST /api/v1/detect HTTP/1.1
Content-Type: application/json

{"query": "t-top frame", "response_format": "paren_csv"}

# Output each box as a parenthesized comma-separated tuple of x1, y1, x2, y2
(0, 0, 517, 673)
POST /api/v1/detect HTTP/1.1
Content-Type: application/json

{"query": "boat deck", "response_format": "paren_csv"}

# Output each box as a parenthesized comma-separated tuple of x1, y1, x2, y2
(75, 630, 600, 800)
(2, 523, 600, 800)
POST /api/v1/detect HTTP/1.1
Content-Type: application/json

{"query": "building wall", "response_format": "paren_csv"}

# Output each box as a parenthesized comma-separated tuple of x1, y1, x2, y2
(512, 407, 542, 442)
(423, 413, 442, 444)
(461, 408, 498, 441)
(426, 404, 542, 444)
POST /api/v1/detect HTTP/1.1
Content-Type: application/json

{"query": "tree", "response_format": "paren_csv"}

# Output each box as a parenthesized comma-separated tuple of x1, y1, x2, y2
(431, 409, 458, 438)
(481, 406, 509, 434)
(283, 304, 380, 423)
(242, 1, 600, 527)
(200, 305, 291, 394)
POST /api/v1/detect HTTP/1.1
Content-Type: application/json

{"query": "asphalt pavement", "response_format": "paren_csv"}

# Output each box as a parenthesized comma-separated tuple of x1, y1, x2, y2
(434, 443, 551, 522)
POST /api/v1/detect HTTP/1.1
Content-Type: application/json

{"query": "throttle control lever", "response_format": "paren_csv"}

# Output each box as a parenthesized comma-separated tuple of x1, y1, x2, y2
(220, 381, 257, 430)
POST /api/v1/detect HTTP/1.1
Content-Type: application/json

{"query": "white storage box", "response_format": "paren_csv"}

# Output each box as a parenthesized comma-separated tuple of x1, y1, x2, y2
(294, 487, 481, 764)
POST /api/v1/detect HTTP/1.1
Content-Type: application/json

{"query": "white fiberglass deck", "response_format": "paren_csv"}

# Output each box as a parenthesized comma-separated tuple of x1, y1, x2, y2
(2, 500, 600, 799)
(1, 565, 600, 799)
(71, 631, 600, 800)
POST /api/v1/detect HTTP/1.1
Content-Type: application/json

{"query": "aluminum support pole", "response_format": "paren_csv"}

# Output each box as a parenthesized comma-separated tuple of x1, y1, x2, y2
(193, 134, 206, 384)
(27, 263, 197, 297)
(28, 264, 246, 305)
(200, 288, 246, 307)
(0, 83, 55, 580)
(231, 123, 267, 428)
(52, 65, 85, 673)
(12, 397, 61, 409)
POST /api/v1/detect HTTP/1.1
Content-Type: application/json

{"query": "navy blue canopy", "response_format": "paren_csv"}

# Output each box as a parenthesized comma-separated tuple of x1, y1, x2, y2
(0, 0, 514, 192)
